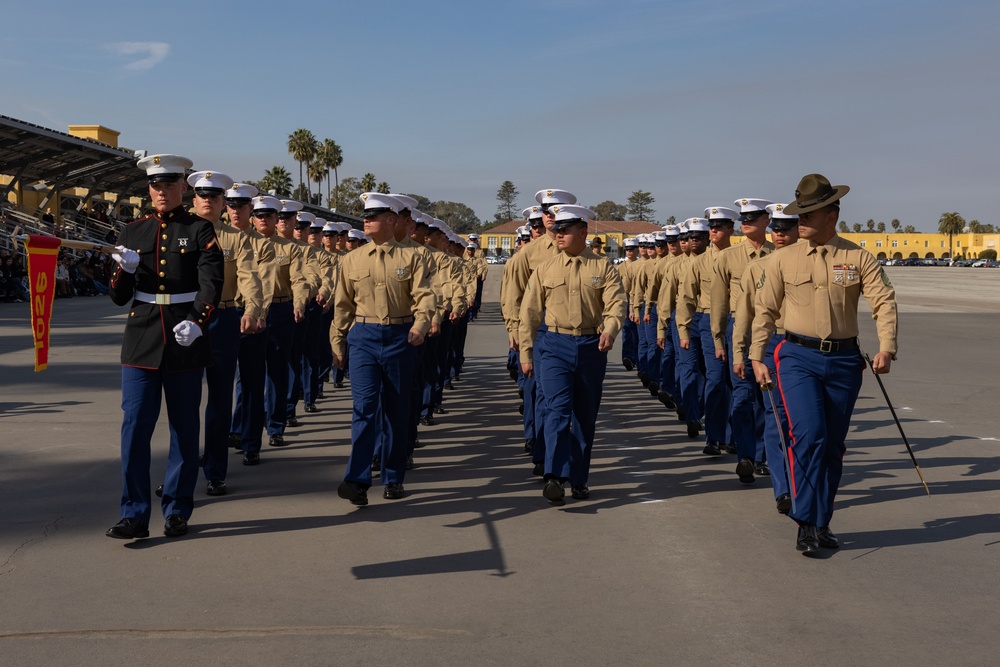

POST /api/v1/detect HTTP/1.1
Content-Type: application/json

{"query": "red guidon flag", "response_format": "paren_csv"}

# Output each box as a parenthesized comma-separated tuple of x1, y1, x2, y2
(24, 235, 62, 371)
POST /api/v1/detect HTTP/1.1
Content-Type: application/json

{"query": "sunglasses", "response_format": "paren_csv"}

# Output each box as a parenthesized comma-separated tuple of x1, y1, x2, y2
(195, 190, 224, 200)
(741, 211, 767, 223)
(277, 212, 297, 220)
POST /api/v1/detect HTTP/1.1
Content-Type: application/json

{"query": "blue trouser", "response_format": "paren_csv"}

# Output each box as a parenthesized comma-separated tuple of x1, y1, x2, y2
(669, 314, 688, 403)
(521, 355, 536, 442)
(264, 301, 294, 436)
(761, 333, 791, 500)
(622, 303, 638, 365)
(318, 309, 334, 385)
(471, 277, 484, 319)
(531, 328, 550, 466)
(727, 317, 765, 461)
(697, 312, 731, 444)
(677, 314, 706, 422)
(233, 324, 268, 453)
(119, 366, 203, 523)
(429, 319, 452, 411)
(302, 301, 324, 405)
(203, 308, 240, 481)
(343, 323, 416, 487)
(538, 332, 607, 487)
(407, 341, 427, 456)
(636, 305, 648, 376)
(643, 304, 661, 383)
(287, 315, 308, 418)
(451, 312, 469, 378)
(775, 337, 865, 527)
(659, 314, 676, 398)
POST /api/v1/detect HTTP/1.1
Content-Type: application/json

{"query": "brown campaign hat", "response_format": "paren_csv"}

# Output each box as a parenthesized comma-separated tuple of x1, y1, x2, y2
(784, 173, 850, 214)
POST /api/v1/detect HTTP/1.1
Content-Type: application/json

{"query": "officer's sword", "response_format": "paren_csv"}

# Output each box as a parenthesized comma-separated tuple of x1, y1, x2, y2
(761, 381, 796, 516)
(858, 344, 931, 497)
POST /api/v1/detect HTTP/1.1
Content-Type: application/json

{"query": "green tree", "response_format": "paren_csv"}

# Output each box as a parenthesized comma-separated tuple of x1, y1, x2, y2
(665, 215, 676, 226)
(968, 219, 985, 233)
(980, 249, 998, 260)
(433, 201, 481, 233)
(891, 218, 901, 231)
(291, 183, 311, 203)
(877, 221, 886, 233)
(287, 129, 318, 196)
(852, 222, 862, 233)
(258, 165, 293, 197)
(494, 180, 520, 223)
(376, 181, 391, 194)
(591, 200, 628, 221)
(938, 212, 966, 262)
(308, 160, 326, 205)
(626, 189, 656, 222)
(903, 225, 916, 233)
(406, 194, 433, 212)
(838, 221, 849, 233)
(316, 138, 343, 208)
(360, 173, 377, 192)
(331, 177, 364, 217)
(865, 218, 876, 232)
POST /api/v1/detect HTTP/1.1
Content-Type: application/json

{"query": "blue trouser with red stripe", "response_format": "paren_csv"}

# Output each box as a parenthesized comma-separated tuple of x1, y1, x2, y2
(760, 333, 791, 500)
(643, 304, 661, 383)
(728, 317, 764, 461)
(636, 305, 648, 377)
(698, 312, 731, 444)
(775, 337, 865, 527)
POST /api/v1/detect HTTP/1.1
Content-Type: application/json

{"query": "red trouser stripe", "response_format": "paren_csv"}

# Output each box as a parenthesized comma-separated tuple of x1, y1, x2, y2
(773, 339, 797, 499)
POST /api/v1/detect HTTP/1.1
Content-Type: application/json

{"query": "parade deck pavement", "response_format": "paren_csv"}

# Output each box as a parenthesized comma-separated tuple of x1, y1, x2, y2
(1, 267, 999, 666)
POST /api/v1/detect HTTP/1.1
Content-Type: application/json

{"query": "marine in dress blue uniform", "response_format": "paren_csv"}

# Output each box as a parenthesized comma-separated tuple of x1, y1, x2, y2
(333, 193, 436, 506)
(751, 174, 898, 557)
(105, 154, 224, 540)
(519, 204, 626, 503)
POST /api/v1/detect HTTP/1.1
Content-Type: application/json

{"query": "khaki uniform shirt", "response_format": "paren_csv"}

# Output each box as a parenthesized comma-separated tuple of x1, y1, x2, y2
(656, 254, 687, 340)
(331, 239, 436, 357)
(732, 254, 785, 366)
(518, 248, 627, 364)
(503, 234, 559, 340)
(675, 247, 719, 341)
(238, 227, 276, 318)
(710, 240, 774, 351)
(628, 257, 651, 319)
(214, 221, 264, 320)
(749, 234, 898, 361)
(297, 241, 325, 300)
(268, 235, 312, 313)
(429, 247, 468, 318)
(643, 254, 675, 310)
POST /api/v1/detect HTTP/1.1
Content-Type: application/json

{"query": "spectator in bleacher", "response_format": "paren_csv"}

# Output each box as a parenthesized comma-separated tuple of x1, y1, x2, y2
(56, 258, 72, 297)
(2, 256, 29, 302)
(41, 208, 55, 228)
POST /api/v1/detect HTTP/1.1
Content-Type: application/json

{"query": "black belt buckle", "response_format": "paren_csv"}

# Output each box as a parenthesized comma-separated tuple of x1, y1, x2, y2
(819, 339, 833, 353)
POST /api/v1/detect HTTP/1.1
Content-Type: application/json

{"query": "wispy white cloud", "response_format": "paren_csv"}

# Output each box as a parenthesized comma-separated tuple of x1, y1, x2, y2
(106, 41, 170, 71)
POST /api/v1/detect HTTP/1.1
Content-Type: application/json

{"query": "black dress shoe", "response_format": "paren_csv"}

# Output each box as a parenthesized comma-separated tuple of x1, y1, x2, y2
(268, 434, 286, 447)
(206, 479, 227, 496)
(317, 390, 325, 399)
(228, 433, 242, 449)
(383, 483, 405, 500)
(509, 369, 518, 381)
(754, 462, 771, 476)
(106, 518, 149, 540)
(623, 358, 634, 371)
(648, 381, 660, 396)
(164, 514, 188, 537)
(796, 524, 821, 557)
(523, 438, 534, 455)
(413, 438, 425, 449)
(433, 405, 447, 414)
(676, 405, 686, 422)
(419, 416, 437, 426)
(372, 454, 381, 476)
(518, 387, 524, 400)
(155, 484, 164, 498)
(657, 389, 676, 409)
(639, 372, 650, 386)
(688, 421, 702, 439)
(304, 403, 317, 413)
(722, 443, 737, 455)
(286, 416, 300, 427)
(444, 380, 455, 390)
(334, 381, 344, 388)
(518, 403, 524, 415)
(405, 455, 414, 470)
(817, 527, 840, 549)
(242, 452, 260, 466)
(571, 485, 590, 500)
(702, 440, 721, 455)
(338, 480, 369, 506)
(736, 457, 756, 484)
(532, 463, 544, 477)
(543, 479, 565, 504)
(776, 494, 792, 515)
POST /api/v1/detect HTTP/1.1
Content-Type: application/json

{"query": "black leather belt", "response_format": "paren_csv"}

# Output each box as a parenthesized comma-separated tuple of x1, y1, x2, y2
(785, 332, 858, 353)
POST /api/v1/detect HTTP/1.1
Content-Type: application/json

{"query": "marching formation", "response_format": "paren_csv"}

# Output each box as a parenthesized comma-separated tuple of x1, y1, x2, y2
(103, 155, 898, 558)
(105, 155, 486, 540)
(501, 179, 898, 557)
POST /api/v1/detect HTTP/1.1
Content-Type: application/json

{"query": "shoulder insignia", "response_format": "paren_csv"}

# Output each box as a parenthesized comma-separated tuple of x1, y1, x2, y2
(756, 269, 766, 290)
(880, 268, 892, 287)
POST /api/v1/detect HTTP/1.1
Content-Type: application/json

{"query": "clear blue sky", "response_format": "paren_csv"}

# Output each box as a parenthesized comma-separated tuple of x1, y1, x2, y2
(3, 0, 997, 230)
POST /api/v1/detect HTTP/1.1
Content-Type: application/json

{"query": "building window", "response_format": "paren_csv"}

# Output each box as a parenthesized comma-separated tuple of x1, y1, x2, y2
(903, 240, 908, 246)
(859, 240, 866, 247)
(924, 240, 929, 248)
(875, 240, 882, 247)
(501, 237, 511, 252)
(891, 240, 898, 247)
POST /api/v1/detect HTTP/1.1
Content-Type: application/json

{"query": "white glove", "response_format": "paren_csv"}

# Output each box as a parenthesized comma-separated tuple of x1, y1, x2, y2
(112, 245, 140, 273)
(172, 320, 203, 347)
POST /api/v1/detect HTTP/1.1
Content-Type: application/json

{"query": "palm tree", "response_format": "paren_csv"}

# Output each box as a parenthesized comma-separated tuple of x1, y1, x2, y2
(376, 181, 391, 194)
(308, 161, 326, 206)
(287, 129, 318, 196)
(259, 166, 293, 197)
(891, 218, 901, 231)
(360, 173, 377, 192)
(938, 212, 965, 260)
(317, 138, 343, 209)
